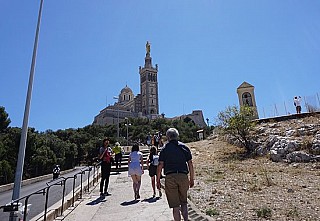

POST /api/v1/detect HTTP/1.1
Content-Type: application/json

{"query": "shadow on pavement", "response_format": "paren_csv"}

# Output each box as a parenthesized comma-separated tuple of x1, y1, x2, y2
(86, 196, 107, 205)
(142, 196, 161, 203)
(120, 199, 140, 206)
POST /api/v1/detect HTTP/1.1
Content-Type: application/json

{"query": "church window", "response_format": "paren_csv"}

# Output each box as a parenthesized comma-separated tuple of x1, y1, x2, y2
(242, 92, 253, 106)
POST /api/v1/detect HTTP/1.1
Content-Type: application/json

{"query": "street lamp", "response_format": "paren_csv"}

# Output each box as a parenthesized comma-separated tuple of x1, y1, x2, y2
(125, 117, 131, 145)
(10, 1, 44, 220)
(113, 96, 119, 140)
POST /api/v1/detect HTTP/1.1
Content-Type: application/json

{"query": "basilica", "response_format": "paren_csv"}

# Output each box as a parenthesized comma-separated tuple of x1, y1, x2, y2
(93, 42, 206, 127)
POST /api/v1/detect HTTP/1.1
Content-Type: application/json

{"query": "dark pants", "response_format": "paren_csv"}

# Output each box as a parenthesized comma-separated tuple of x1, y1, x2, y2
(115, 153, 122, 169)
(100, 161, 111, 193)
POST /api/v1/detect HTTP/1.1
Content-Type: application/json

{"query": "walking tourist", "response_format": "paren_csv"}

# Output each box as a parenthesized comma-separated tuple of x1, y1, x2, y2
(99, 138, 113, 196)
(146, 133, 152, 146)
(146, 146, 162, 198)
(157, 128, 194, 221)
(128, 144, 144, 200)
(112, 142, 123, 172)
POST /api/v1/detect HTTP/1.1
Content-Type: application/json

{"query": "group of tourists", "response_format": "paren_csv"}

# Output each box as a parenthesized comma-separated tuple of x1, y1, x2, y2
(146, 131, 163, 149)
(98, 127, 194, 221)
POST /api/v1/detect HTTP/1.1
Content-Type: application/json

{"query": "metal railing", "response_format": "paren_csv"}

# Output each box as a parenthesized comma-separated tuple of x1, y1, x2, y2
(0, 164, 100, 221)
(258, 92, 320, 118)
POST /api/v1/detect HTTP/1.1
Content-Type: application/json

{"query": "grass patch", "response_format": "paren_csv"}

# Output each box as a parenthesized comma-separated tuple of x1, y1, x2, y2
(286, 206, 299, 218)
(205, 208, 219, 216)
(256, 207, 272, 218)
(205, 170, 225, 183)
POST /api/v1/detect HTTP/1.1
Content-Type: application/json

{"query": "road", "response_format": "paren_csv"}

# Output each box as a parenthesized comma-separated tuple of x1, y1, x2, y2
(0, 166, 95, 221)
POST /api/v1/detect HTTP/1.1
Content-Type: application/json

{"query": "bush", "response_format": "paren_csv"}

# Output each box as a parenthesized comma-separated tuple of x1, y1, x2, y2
(216, 105, 256, 154)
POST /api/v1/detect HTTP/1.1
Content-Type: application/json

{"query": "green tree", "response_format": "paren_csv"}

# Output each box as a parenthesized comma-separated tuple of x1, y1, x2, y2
(216, 105, 256, 153)
(0, 160, 13, 184)
(0, 106, 11, 132)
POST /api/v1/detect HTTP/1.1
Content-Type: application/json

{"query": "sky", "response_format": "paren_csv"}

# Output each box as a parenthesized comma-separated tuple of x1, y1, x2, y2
(1, 0, 320, 132)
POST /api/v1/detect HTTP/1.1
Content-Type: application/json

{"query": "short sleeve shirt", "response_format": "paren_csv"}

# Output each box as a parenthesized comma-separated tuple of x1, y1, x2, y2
(130, 151, 143, 163)
(158, 140, 192, 175)
(100, 146, 112, 162)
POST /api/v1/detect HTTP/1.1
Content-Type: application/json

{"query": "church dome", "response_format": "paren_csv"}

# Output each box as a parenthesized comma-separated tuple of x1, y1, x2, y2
(119, 85, 134, 103)
(121, 86, 133, 94)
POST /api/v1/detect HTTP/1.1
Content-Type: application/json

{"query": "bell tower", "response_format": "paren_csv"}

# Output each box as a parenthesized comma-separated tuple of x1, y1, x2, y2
(237, 81, 259, 119)
(139, 41, 159, 117)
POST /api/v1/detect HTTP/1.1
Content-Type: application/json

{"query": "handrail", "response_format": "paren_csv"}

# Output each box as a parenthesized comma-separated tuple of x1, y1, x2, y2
(0, 164, 100, 221)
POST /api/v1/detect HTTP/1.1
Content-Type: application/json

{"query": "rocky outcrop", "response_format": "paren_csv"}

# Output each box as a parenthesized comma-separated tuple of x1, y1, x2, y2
(221, 114, 320, 163)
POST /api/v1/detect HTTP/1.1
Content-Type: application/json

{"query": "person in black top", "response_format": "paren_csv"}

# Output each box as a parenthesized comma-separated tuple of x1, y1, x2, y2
(146, 146, 162, 198)
(157, 128, 194, 221)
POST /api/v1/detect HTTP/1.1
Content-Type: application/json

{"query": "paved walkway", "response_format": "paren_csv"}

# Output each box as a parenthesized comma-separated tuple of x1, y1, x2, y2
(57, 170, 174, 221)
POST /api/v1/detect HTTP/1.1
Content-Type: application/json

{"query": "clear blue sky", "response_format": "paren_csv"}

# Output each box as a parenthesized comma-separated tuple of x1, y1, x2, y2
(1, 0, 320, 132)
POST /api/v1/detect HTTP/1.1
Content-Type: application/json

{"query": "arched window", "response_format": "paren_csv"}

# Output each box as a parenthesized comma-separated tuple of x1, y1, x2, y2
(242, 92, 253, 106)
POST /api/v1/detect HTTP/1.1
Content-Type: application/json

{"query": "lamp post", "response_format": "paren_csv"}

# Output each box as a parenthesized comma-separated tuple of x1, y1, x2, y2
(125, 117, 131, 145)
(10, 1, 44, 220)
(113, 96, 119, 140)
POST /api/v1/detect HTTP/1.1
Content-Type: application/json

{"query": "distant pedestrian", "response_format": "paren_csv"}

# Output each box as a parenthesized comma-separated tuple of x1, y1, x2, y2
(146, 146, 162, 198)
(128, 144, 144, 200)
(157, 128, 194, 221)
(52, 165, 60, 179)
(112, 142, 123, 173)
(99, 138, 113, 196)
(146, 133, 152, 146)
(153, 133, 159, 148)
(294, 96, 302, 114)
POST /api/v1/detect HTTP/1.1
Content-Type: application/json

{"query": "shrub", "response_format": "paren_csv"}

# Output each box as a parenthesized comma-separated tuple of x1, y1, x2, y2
(205, 208, 219, 216)
(256, 207, 272, 218)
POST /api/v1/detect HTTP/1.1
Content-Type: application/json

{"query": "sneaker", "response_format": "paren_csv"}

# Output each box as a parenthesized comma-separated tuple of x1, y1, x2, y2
(100, 192, 104, 197)
(152, 193, 156, 198)
(104, 192, 110, 196)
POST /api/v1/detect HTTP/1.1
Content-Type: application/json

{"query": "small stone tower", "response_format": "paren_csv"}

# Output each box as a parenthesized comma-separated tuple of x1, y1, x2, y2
(139, 41, 159, 117)
(237, 81, 259, 119)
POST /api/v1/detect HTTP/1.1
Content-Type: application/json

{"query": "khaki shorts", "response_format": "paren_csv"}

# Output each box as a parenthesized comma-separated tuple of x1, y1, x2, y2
(165, 173, 189, 208)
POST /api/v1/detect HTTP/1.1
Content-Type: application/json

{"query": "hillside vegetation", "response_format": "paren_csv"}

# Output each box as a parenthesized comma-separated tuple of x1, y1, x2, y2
(188, 114, 320, 220)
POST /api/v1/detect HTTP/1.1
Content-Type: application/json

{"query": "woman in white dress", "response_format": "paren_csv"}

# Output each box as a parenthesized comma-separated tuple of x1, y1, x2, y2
(128, 144, 144, 200)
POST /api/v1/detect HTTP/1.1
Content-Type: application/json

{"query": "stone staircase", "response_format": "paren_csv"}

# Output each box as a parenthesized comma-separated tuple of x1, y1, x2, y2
(111, 146, 150, 173)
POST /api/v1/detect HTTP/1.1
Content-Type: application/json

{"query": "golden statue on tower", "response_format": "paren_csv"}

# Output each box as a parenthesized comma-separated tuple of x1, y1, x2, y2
(146, 41, 151, 54)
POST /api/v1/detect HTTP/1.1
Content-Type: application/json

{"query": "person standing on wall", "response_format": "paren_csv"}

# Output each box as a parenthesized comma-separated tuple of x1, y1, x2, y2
(156, 128, 194, 221)
(99, 138, 113, 197)
(294, 96, 302, 114)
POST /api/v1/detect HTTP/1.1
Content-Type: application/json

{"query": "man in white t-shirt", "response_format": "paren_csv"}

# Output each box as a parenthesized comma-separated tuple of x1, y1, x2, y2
(294, 96, 302, 114)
